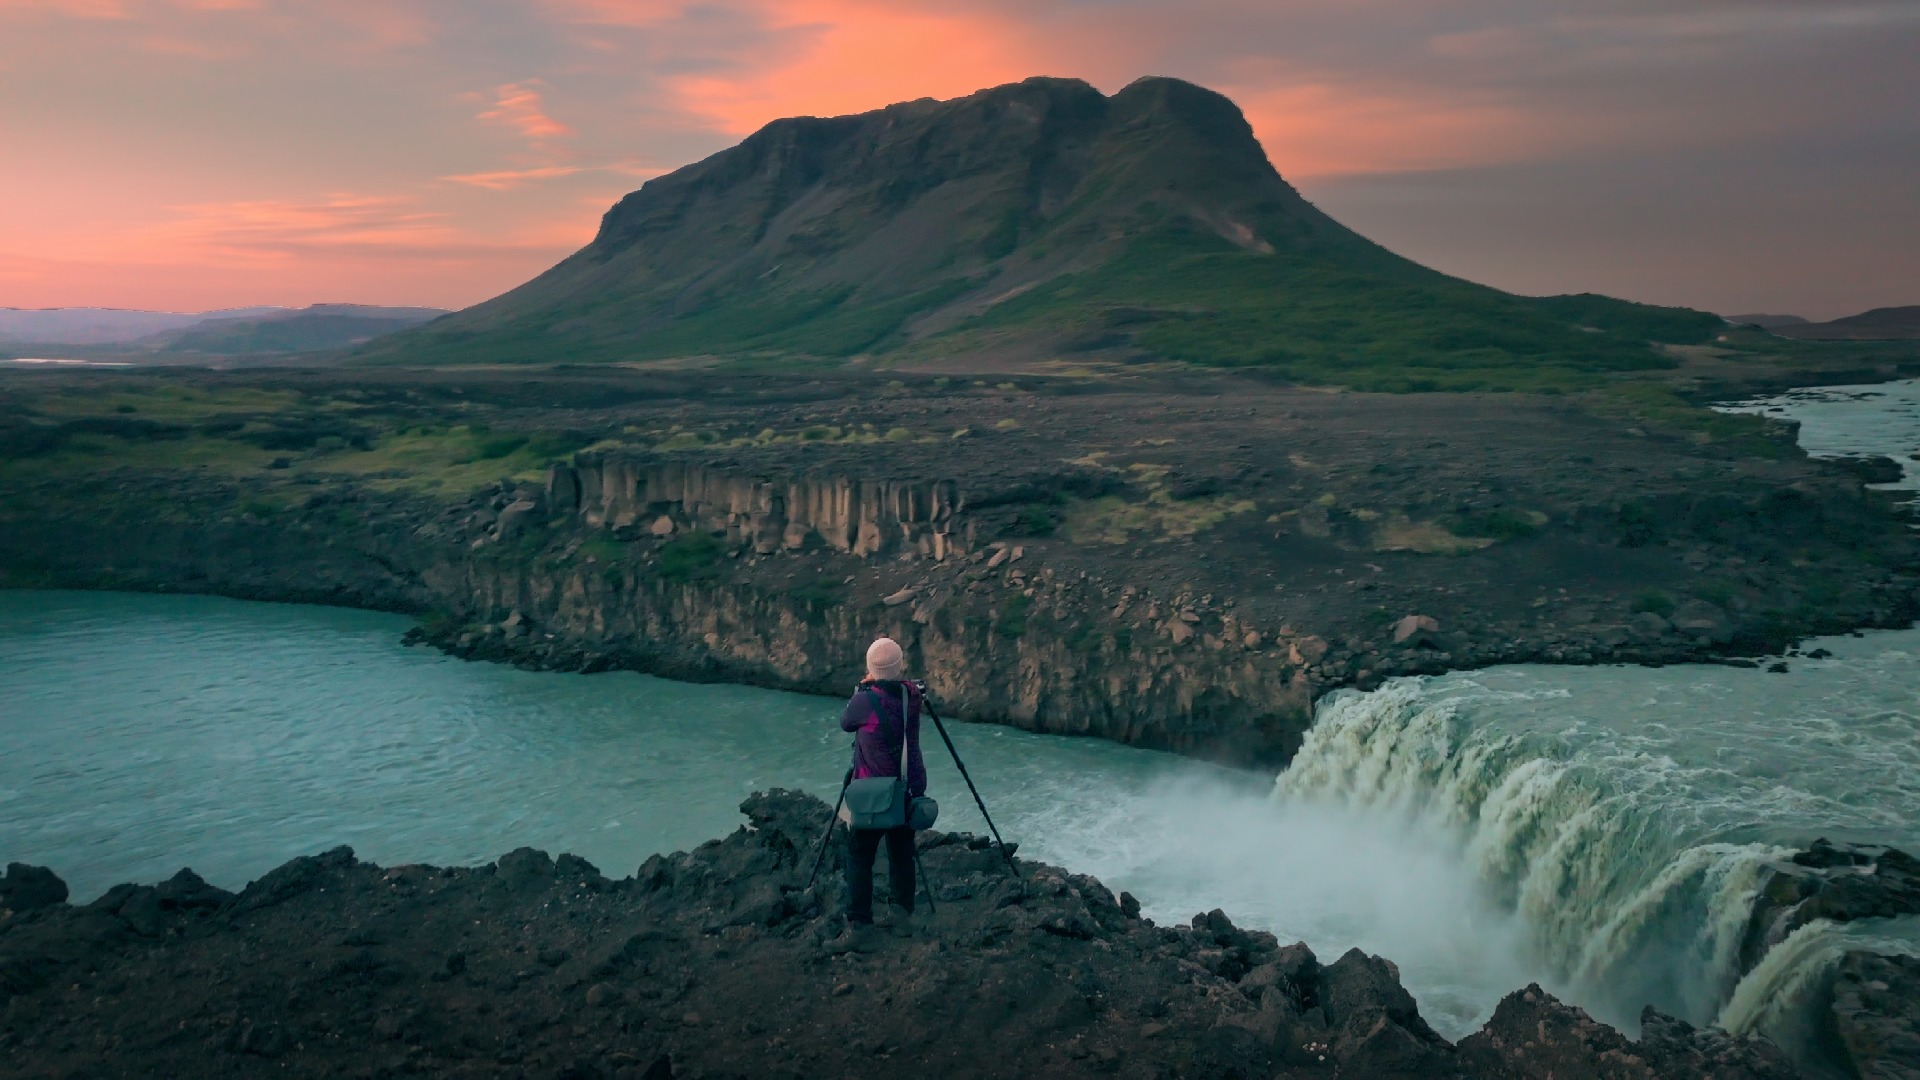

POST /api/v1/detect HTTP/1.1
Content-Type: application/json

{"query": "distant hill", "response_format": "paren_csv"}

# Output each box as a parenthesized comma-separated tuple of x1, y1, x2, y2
(0, 304, 446, 356)
(360, 76, 1721, 390)
(1771, 306, 1920, 341)
(141, 304, 447, 355)
(1727, 313, 1809, 329)
(0, 307, 282, 346)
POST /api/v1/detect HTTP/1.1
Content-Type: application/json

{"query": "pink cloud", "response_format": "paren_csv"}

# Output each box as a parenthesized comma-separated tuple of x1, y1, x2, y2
(478, 80, 575, 146)
(130, 194, 463, 262)
(441, 162, 662, 191)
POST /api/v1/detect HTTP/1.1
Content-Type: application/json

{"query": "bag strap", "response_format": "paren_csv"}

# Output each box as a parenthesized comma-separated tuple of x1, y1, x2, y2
(856, 683, 914, 783)
(897, 684, 911, 779)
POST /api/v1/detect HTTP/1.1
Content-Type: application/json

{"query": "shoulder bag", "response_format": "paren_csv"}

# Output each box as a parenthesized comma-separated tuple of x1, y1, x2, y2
(840, 685, 938, 831)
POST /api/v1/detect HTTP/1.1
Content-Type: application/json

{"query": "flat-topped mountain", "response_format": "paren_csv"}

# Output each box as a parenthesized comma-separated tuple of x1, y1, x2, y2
(362, 76, 1719, 389)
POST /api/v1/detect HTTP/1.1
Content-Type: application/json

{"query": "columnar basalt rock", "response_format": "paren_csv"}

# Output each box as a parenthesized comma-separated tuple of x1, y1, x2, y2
(563, 458, 963, 560)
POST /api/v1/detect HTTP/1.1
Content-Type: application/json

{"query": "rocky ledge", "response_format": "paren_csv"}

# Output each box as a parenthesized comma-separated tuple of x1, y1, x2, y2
(2, 792, 1817, 1080)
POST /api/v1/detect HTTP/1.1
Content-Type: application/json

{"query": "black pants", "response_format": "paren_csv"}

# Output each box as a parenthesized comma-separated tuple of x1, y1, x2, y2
(845, 826, 915, 924)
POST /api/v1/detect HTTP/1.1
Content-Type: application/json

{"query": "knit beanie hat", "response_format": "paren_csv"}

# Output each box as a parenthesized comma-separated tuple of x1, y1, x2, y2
(866, 637, 905, 681)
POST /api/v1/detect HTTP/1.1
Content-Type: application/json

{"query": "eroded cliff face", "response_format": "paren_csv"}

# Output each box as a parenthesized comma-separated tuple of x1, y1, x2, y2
(443, 457, 1314, 762)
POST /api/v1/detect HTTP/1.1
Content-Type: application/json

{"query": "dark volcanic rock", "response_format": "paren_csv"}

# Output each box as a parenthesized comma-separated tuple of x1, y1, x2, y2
(1, 792, 1821, 1080)
(1831, 952, 1920, 1080)
(1741, 840, 1920, 974)
(1457, 986, 1797, 1080)
(1638, 1007, 1801, 1080)
(1828, 455, 1907, 485)
(0, 864, 67, 915)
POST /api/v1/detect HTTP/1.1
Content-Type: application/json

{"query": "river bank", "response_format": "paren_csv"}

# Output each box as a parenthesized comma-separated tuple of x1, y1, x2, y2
(0, 790, 1834, 1080)
(4, 365, 1919, 767)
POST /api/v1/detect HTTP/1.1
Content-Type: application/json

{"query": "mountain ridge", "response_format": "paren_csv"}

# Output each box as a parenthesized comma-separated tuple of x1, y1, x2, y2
(359, 76, 1722, 390)
(1770, 305, 1920, 341)
(0, 304, 446, 355)
(0, 306, 284, 346)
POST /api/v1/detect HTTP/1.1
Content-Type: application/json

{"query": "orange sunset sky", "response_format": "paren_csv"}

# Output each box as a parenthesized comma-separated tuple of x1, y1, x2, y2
(3, 0, 1917, 319)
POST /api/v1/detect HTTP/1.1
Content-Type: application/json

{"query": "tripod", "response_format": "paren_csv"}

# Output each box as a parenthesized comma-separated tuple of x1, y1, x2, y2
(804, 689, 1022, 902)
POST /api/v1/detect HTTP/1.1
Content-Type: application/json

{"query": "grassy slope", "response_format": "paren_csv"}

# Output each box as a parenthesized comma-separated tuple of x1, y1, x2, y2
(949, 223, 1723, 392)
(369, 221, 1725, 395)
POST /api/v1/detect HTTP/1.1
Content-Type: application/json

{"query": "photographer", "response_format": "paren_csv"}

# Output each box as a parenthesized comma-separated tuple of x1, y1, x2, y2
(829, 637, 927, 951)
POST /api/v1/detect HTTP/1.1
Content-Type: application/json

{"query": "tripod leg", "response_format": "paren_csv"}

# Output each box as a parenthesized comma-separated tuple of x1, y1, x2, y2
(911, 842, 937, 916)
(923, 700, 1022, 880)
(804, 779, 850, 893)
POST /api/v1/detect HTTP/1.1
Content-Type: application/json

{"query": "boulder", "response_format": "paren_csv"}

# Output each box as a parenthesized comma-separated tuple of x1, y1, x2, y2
(231, 846, 356, 913)
(1391, 615, 1440, 646)
(493, 499, 540, 541)
(1, 863, 68, 915)
(1457, 985, 1649, 1079)
(1314, 948, 1457, 1077)
(1319, 948, 1439, 1042)
(153, 868, 232, 911)
(649, 515, 676, 537)
(1830, 952, 1920, 1080)
(1629, 611, 1672, 638)
(1289, 636, 1329, 665)
(1458, 987, 1796, 1080)
(1669, 599, 1733, 644)
(1637, 1008, 1798, 1080)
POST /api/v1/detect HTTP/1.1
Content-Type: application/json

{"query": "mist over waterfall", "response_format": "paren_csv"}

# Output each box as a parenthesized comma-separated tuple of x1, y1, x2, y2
(1273, 640, 1920, 1048)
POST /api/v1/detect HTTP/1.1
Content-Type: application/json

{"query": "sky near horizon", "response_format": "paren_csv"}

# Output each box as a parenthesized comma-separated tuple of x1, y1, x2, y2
(3, 1, 1916, 320)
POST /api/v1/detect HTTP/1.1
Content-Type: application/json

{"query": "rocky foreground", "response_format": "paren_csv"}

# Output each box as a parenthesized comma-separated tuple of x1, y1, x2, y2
(0, 791, 1841, 1080)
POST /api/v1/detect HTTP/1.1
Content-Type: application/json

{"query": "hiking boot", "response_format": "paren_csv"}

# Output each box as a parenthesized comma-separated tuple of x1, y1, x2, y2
(877, 907, 917, 938)
(823, 921, 881, 955)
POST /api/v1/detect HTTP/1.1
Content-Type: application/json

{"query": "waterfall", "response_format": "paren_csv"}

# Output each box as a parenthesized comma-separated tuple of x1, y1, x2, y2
(1271, 673, 1911, 1036)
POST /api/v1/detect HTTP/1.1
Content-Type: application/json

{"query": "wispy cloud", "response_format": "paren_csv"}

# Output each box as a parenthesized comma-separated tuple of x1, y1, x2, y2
(441, 161, 662, 191)
(477, 80, 575, 147)
(137, 194, 463, 261)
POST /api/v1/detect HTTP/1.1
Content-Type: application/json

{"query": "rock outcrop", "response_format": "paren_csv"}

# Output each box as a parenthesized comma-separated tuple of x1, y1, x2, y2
(0, 792, 1808, 1080)
(1458, 989, 1798, 1079)
(564, 458, 964, 560)
(1831, 951, 1920, 1080)
(1739, 840, 1920, 975)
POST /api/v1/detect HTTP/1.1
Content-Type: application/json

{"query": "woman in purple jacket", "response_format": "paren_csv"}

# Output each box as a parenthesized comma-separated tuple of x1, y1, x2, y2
(838, 636, 927, 938)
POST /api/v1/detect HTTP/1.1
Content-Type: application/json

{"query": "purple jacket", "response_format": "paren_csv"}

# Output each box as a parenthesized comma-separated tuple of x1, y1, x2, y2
(841, 680, 927, 799)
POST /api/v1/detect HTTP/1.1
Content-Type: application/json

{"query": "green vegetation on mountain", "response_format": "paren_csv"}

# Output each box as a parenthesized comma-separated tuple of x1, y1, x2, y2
(358, 75, 1725, 390)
